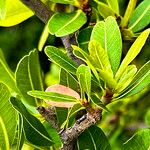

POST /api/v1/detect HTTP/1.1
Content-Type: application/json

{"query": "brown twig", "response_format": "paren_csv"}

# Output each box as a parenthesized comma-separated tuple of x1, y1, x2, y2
(20, 0, 51, 24)
(37, 106, 60, 131)
(60, 109, 102, 150)
(61, 35, 84, 65)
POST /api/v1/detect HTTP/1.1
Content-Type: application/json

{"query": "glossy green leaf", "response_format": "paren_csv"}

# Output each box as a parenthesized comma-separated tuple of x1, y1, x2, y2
(67, 103, 85, 119)
(61, 103, 85, 128)
(0, 49, 19, 94)
(77, 26, 93, 52)
(120, 0, 137, 28)
(91, 16, 122, 74)
(115, 65, 137, 92)
(0, 83, 17, 149)
(76, 64, 91, 100)
(128, 0, 150, 32)
(48, 10, 87, 37)
(123, 129, 150, 150)
(73, 46, 104, 90)
(91, 94, 108, 111)
(16, 115, 24, 150)
(38, 25, 49, 51)
(60, 68, 78, 91)
(0, 0, 6, 19)
(0, 117, 10, 150)
(117, 60, 150, 99)
(97, 69, 117, 89)
(10, 97, 54, 147)
(0, 0, 33, 27)
(28, 90, 79, 103)
(97, 2, 116, 18)
(89, 40, 113, 76)
(73, 45, 100, 83)
(45, 46, 78, 75)
(115, 29, 150, 81)
(76, 125, 111, 150)
(43, 122, 62, 149)
(106, 0, 119, 14)
(15, 49, 43, 107)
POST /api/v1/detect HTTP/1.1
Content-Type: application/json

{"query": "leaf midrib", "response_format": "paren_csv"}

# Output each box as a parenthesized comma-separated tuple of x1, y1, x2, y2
(56, 10, 82, 34)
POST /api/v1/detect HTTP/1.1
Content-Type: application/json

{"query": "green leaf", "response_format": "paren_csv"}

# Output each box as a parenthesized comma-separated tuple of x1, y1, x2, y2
(89, 40, 113, 76)
(55, 107, 68, 126)
(60, 68, 78, 91)
(128, 0, 150, 32)
(38, 25, 49, 51)
(0, 0, 6, 19)
(43, 122, 62, 149)
(76, 64, 91, 100)
(97, 2, 116, 18)
(0, 83, 17, 149)
(77, 26, 93, 52)
(0, 48, 19, 94)
(28, 90, 79, 103)
(115, 29, 150, 81)
(48, 10, 87, 37)
(120, 0, 137, 28)
(0, 0, 33, 27)
(10, 97, 54, 147)
(0, 117, 10, 150)
(115, 65, 137, 93)
(97, 69, 117, 89)
(16, 115, 24, 150)
(91, 94, 108, 111)
(45, 46, 78, 75)
(123, 129, 150, 150)
(73, 45, 100, 83)
(91, 16, 122, 74)
(106, 0, 119, 14)
(76, 125, 111, 150)
(15, 49, 43, 107)
(61, 103, 85, 128)
(94, 0, 115, 18)
(116, 60, 150, 99)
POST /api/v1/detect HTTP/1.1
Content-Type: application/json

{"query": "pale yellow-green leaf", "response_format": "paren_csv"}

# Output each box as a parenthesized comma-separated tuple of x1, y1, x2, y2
(115, 28, 150, 81)
(0, 0, 33, 27)
(106, 0, 119, 14)
(38, 25, 49, 51)
(97, 1, 116, 18)
(0, 83, 17, 150)
(97, 69, 117, 89)
(0, 117, 10, 150)
(72, 45, 100, 83)
(0, 0, 6, 19)
(115, 65, 137, 92)
(120, 0, 137, 27)
(89, 40, 113, 77)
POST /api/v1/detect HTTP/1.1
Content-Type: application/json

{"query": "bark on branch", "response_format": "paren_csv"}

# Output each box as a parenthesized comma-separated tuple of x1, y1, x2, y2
(60, 109, 102, 150)
(20, 0, 82, 64)
(20, 0, 51, 23)
(37, 106, 60, 131)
